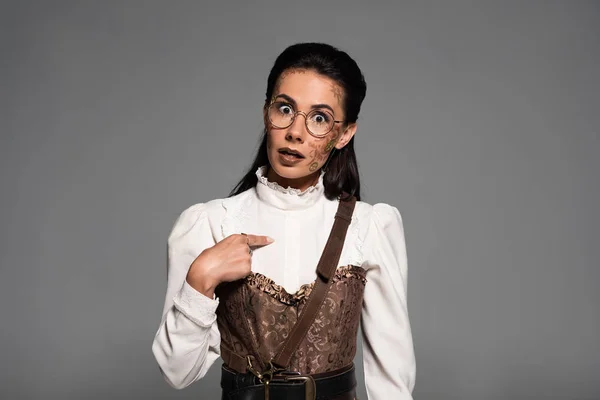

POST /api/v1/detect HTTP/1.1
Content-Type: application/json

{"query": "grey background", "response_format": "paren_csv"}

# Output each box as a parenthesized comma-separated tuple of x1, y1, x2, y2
(1, 1, 599, 399)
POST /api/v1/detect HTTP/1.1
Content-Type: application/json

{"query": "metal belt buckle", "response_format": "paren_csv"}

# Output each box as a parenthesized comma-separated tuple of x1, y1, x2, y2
(247, 356, 288, 400)
(284, 374, 316, 400)
(246, 356, 316, 400)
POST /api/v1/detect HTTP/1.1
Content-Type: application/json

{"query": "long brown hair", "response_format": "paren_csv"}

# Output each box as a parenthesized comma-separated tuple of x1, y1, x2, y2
(229, 43, 367, 201)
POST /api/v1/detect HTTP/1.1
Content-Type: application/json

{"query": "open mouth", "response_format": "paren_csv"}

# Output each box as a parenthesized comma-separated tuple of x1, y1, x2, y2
(278, 148, 305, 159)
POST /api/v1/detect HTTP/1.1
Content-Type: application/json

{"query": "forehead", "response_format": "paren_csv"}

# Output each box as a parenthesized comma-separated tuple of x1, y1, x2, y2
(275, 69, 344, 111)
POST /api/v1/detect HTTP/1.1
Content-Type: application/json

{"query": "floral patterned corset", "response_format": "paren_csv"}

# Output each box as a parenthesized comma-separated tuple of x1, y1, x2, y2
(215, 265, 367, 375)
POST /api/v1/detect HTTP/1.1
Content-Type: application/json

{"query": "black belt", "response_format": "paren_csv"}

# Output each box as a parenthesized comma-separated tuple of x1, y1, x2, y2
(220, 363, 357, 400)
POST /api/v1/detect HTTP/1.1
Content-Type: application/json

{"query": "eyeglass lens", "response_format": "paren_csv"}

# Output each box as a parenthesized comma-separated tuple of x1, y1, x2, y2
(268, 102, 333, 137)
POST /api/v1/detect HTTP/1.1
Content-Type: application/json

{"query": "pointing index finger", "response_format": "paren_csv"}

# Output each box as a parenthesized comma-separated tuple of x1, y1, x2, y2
(244, 234, 275, 248)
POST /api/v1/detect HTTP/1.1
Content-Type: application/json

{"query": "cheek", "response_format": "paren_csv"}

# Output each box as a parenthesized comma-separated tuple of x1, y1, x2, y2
(317, 131, 340, 153)
(306, 132, 340, 171)
(266, 127, 279, 150)
(323, 135, 338, 152)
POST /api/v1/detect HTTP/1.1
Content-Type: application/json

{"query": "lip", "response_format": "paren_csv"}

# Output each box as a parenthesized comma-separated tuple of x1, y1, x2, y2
(278, 147, 305, 158)
(278, 152, 304, 165)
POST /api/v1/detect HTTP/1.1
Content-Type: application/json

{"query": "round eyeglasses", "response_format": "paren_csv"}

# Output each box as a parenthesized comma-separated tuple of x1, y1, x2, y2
(267, 101, 344, 137)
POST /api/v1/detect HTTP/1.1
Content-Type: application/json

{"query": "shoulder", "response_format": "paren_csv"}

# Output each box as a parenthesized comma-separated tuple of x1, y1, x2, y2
(340, 200, 403, 266)
(169, 189, 254, 242)
(176, 189, 253, 221)
(355, 201, 405, 245)
(354, 200, 403, 229)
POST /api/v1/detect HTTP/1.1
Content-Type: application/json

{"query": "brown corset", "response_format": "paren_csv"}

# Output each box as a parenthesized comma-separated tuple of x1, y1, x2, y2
(215, 264, 367, 375)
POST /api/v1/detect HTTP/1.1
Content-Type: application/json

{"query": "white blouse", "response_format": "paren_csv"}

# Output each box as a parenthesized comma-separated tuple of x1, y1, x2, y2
(152, 166, 416, 399)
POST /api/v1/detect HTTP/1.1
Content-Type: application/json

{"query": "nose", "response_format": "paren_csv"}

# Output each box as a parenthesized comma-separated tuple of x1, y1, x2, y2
(285, 112, 309, 143)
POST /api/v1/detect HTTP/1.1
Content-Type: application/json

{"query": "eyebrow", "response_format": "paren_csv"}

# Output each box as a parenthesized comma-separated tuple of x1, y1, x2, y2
(274, 94, 336, 114)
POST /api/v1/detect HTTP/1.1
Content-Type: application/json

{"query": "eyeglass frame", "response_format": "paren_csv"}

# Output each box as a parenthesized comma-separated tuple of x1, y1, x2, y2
(265, 100, 345, 138)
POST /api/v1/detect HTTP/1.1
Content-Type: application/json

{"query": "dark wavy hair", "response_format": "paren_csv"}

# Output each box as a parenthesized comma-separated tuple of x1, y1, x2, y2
(229, 43, 367, 201)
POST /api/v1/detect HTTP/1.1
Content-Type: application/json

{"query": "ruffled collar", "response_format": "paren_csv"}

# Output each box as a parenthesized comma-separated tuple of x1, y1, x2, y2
(254, 165, 325, 211)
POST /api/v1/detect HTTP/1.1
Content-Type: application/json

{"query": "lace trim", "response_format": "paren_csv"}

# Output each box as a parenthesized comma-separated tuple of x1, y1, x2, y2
(344, 212, 364, 267)
(245, 265, 367, 306)
(173, 282, 219, 328)
(221, 173, 365, 270)
(221, 193, 252, 238)
(255, 166, 324, 196)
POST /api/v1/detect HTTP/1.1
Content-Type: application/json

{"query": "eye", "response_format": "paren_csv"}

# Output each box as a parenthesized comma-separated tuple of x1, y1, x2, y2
(276, 102, 294, 115)
(310, 111, 331, 125)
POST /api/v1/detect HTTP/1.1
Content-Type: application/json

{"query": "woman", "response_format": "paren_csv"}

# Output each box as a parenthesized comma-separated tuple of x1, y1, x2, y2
(152, 43, 416, 399)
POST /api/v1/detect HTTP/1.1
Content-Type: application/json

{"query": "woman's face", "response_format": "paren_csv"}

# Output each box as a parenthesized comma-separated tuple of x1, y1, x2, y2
(264, 69, 357, 190)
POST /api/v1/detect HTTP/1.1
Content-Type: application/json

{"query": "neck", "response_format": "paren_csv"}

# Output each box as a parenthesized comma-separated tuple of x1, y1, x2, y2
(266, 166, 321, 192)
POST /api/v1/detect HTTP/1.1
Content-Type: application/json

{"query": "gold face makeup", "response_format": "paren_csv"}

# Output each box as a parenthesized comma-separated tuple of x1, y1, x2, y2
(264, 69, 353, 191)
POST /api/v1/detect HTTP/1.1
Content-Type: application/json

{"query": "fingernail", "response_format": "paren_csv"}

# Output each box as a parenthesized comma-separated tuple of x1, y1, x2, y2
(266, 236, 275, 243)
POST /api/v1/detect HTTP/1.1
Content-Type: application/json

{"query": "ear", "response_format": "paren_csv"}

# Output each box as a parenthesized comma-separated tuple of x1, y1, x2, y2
(334, 123, 357, 149)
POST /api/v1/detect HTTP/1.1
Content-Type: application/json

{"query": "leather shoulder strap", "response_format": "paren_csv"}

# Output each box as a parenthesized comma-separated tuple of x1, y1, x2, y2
(272, 195, 357, 369)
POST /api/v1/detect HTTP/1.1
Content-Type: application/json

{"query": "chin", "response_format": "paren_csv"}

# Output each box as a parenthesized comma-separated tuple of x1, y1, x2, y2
(267, 153, 313, 178)
(269, 162, 308, 179)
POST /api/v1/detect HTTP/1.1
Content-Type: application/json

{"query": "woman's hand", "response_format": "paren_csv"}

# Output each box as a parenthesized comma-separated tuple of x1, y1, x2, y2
(186, 234, 274, 298)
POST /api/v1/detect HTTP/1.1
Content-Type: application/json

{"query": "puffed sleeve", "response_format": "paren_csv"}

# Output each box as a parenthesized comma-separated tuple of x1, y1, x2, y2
(151, 203, 222, 389)
(360, 203, 416, 399)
